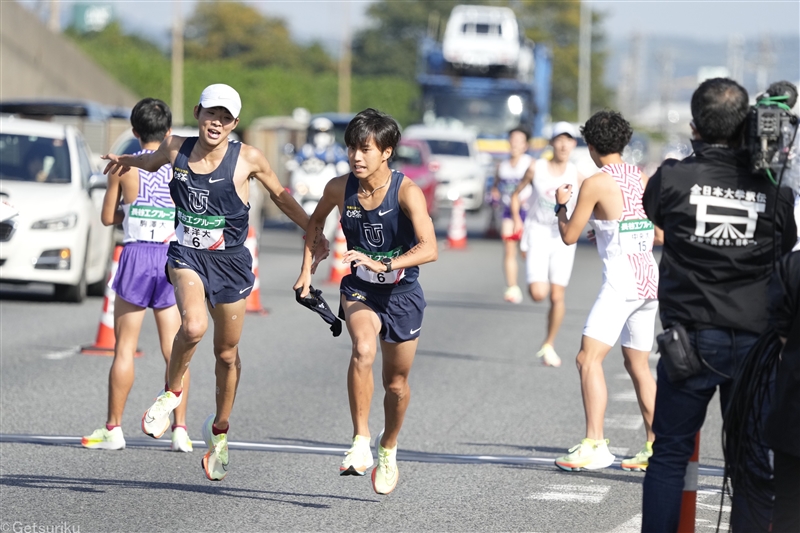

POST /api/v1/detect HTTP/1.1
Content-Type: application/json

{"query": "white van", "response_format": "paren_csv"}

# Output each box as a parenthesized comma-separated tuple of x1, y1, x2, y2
(442, 5, 521, 71)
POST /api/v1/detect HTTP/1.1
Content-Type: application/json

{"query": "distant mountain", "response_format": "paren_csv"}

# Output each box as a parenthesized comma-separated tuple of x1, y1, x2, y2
(605, 34, 800, 112)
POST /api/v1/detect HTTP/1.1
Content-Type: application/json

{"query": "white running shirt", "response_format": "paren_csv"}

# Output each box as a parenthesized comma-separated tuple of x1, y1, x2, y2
(527, 159, 579, 226)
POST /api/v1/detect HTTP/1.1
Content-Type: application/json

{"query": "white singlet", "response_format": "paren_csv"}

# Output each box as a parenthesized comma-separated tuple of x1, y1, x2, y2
(582, 163, 659, 350)
(520, 159, 579, 286)
(497, 153, 533, 212)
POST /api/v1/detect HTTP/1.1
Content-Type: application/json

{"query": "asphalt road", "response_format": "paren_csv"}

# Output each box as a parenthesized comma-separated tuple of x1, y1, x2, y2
(0, 216, 731, 532)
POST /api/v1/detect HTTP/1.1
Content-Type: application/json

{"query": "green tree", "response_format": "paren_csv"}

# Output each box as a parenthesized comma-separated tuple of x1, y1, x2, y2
(353, 0, 612, 122)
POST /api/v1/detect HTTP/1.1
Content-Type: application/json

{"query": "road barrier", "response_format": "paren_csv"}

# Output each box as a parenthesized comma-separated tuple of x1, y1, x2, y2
(677, 432, 701, 533)
(447, 197, 468, 249)
(244, 226, 268, 315)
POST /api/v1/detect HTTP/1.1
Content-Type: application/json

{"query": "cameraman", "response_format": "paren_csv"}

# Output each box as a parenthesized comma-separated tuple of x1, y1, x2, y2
(640, 78, 797, 533)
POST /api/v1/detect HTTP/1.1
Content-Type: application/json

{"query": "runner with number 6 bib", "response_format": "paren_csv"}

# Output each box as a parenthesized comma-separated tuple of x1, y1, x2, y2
(551, 111, 661, 472)
(294, 109, 438, 495)
(102, 84, 329, 481)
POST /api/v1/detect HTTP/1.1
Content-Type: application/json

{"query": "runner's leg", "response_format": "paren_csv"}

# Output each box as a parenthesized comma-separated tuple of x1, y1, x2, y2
(154, 304, 188, 427)
(544, 284, 566, 347)
(529, 282, 549, 302)
(576, 335, 614, 440)
(207, 299, 247, 430)
(379, 338, 418, 449)
(503, 238, 518, 289)
(106, 297, 146, 426)
(622, 346, 656, 442)
(342, 296, 381, 439)
(166, 266, 208, 392)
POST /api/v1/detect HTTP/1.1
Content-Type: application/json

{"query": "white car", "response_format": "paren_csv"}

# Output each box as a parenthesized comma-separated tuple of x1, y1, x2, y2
(403, 125, 490, 211)
(442, 5, 521, 71)
(0, 117, 113, 301)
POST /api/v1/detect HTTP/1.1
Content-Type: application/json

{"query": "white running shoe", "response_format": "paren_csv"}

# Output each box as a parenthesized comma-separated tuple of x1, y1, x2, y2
(141, 390, 182, 439)
(81, 426, 125, 450)
(536, 344, 562, 367)
(201, 414, 229, 481)
(555, 438, 616, 471)
(171, 426, 193, 453)
(504, 285, 523, 304)
(340, 435, 373, 476)
(372, 441, 399, 495)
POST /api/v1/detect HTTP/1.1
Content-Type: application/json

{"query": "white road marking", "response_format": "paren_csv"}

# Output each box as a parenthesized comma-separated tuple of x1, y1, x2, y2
(608, 514, 641, 533)
(611, 390, 638, 402)
(605, 415, 643, 430)
(529, 484, 610, 503)
(43, 347, 78, 360)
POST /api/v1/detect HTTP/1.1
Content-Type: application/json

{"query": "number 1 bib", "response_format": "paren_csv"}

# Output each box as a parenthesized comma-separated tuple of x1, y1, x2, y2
(128, 206, 175, 243)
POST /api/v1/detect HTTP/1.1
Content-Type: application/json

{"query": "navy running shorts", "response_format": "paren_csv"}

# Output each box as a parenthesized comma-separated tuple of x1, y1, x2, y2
(166, 242, 254, 307)
(339, 275, 426, 343)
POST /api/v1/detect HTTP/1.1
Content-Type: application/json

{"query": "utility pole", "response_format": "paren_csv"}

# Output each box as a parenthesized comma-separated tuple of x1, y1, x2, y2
(338, 3, 352, 114)
(171, 0, 184, 126)
(577, 0, 592, 124)
(48, 0, 60, 32)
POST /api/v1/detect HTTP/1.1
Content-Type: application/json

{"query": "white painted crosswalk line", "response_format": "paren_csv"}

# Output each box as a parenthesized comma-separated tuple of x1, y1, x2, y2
(608, 514, 641, 533)
(528, 484, 610, 503)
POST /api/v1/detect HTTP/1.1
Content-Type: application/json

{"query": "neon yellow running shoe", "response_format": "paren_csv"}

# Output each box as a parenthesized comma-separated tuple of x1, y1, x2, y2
(372, 443, 399, 495)
(555, 438, 616, 471)
(171, 426, 193, 453)
(339, 435, 373, 476)
(201, 414, 229, 481)
(81, 427, 125, 450)
(141, 389, 181, 439)
(621, 442, 653, 472)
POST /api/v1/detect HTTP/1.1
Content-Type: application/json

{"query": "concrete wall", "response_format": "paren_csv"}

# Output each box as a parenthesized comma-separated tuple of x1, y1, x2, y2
(0, 1, 137, 107)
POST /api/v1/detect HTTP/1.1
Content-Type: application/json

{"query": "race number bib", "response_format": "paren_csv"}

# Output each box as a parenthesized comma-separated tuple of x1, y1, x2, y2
(619, 219, 654, 255)
(129, 206, 175, 243)
(176, 207, 226, 250)
(354, 246, 403, 285)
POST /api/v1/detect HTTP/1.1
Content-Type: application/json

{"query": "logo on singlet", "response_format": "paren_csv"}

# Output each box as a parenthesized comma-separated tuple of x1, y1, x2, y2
(188, 186, 210, 214)
(345, 205, 362, 218)
(174, 168, 189, 182)
(363, 223, 384, 247)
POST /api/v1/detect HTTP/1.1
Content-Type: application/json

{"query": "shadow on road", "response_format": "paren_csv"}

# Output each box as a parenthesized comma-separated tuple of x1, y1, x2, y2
(0, 474, 378, 507)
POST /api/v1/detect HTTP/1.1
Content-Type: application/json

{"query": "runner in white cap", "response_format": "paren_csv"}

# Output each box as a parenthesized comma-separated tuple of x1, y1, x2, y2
(102, 84, 329, 481)
(509, 122, 584, 366)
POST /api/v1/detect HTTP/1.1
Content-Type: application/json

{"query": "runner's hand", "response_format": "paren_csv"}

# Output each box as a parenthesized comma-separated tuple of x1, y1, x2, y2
(341, 249, 381, 272)
(293, 272, 311, 298)
(513, 217, 524, 235)
(101, 154, 131, 176)
(555, 184, 573, 206)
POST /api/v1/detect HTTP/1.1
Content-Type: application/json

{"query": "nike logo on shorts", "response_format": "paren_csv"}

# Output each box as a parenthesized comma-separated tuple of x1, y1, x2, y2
(209, 177, 225, 183)
(239, 286, 253, 294)
(378, 209, 394, 216)
(410, 327, 421, 334)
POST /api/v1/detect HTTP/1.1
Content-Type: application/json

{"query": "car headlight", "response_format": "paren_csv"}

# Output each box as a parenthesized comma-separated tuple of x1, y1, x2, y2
(31, 213, 78, 230)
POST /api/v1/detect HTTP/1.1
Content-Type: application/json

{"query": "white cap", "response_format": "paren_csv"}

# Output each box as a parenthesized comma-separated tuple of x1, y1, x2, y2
(198, 84, 242, 119)
(550, 121, 578, 140)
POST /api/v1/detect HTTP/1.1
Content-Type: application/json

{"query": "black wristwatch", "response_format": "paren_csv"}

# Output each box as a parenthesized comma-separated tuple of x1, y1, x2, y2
(381, 257, 393, 273)
(554, 203, 567, 216)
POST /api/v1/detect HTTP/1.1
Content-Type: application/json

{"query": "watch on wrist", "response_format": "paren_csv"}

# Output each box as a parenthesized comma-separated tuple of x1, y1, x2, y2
(381, 256, 393, 273)
(554, 203, 567, 216)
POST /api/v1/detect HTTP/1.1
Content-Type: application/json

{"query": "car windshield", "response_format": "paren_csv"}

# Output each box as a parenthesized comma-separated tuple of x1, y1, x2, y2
(424, 94, 528, 136)
(0, 133, 71, 183)
(425, 140, 470, 157)
(394, 145, 423, 166)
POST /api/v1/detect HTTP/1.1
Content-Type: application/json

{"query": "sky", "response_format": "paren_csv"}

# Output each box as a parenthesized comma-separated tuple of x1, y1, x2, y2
(21, 0, 800, 51)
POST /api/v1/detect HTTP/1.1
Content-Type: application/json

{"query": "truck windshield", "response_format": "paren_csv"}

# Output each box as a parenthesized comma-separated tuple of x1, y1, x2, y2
(425, 140, 470, 157)
(425, 94, 526, 137)
(0, 134, 71, 184)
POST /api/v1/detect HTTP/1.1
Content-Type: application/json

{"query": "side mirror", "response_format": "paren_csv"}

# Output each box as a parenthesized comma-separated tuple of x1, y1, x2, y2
(88, 173, 108, 192)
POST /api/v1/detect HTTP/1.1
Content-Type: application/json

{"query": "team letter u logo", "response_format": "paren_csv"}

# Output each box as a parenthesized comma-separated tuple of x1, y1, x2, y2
(188, 186, 209, 214)
(363, 223, 384, 247)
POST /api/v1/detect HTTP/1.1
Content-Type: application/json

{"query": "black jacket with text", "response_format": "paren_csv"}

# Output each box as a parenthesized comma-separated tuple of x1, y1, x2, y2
(643, 140, 797, 333)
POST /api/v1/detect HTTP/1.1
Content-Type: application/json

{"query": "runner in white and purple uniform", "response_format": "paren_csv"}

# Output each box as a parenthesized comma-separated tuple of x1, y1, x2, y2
(83, 98, 193, 453)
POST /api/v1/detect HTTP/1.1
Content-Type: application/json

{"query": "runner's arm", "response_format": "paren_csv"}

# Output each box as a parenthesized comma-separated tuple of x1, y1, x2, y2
(101, 135, 178, 174)
(246, 146, 310, 229)
(555, 174, 600, 245)
(294, 177, 345, 296)
(392, 178, 438, 270)
(100, 168, 124, 226)
(510, 164, 535, 233)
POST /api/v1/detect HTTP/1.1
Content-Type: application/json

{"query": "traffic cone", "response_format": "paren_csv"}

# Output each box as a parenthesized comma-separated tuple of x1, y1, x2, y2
(677, 432, 701, 533)
(244, 226, 268, 315)
(81, 245, 142, 357)
(328, 223, 350, 284)
(447, 196, 468, 249)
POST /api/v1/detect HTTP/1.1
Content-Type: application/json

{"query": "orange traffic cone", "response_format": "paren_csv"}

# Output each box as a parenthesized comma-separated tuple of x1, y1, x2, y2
(447, 196, 468, 249)
(81, 245, 142, 357)
(244, 226, 268, 315)
(328, 223, 350, 284)
(677, 432, 701, 533)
